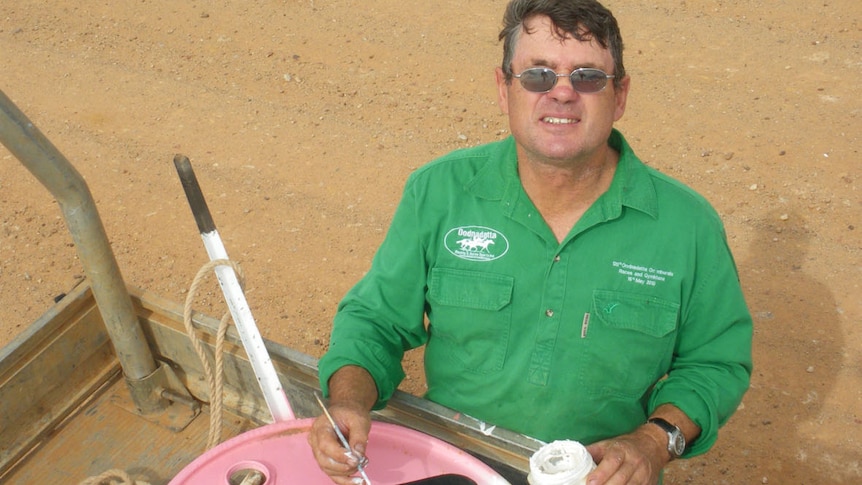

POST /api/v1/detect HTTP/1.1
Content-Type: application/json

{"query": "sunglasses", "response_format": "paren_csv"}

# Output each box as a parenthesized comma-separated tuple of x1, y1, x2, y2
(513, 67, 615, 93)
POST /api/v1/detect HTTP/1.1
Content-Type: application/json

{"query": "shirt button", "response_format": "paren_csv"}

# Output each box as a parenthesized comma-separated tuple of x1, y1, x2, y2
(545, 309, 554, 317)
(553, 255, 561, 262)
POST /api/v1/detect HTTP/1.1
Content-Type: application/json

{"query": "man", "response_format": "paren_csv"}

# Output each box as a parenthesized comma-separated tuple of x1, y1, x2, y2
(308, 1, 753, 484)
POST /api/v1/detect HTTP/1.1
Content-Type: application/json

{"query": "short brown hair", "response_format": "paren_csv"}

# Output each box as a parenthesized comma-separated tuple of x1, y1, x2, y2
(499, 0, 625, 89)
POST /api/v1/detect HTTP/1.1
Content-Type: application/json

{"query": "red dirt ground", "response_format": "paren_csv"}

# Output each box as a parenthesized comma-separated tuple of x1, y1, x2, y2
(1, 1, 860, 483)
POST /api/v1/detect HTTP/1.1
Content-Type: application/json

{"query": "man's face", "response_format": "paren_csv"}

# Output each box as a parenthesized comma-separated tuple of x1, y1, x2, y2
(496, 15, 630, 168)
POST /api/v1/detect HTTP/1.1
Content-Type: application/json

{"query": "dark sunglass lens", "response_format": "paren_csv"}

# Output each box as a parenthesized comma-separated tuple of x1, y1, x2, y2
(520, 68, 557, 92)
(570, 69, 608, 93)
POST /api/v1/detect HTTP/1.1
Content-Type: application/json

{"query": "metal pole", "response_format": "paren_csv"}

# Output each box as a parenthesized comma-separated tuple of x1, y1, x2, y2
(174, 155, 295, 422)
(0, 89, 163, 411)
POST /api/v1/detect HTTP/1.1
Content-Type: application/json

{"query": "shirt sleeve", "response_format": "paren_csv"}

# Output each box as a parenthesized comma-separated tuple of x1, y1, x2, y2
(648, 228, 753, 457)
(318, 176, 430, 409)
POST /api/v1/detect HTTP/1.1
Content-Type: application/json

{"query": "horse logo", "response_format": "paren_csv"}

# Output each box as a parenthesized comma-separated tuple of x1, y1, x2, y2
(456, 236, 495, 252)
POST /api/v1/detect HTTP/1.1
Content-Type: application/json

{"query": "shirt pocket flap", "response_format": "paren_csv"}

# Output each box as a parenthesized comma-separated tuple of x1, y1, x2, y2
(592, 290, 679, 337)
(429, 267, 513, 311)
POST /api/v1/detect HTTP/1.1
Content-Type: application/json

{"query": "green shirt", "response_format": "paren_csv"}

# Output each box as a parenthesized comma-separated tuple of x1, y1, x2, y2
(319, 129, 752, 457)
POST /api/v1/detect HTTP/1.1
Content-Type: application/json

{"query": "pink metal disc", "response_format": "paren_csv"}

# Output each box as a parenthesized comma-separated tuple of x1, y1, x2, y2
(169, 418, 510, 484)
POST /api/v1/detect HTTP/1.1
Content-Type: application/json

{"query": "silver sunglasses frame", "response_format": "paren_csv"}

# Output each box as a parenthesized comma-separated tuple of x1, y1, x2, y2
(513, 67, 615, 93)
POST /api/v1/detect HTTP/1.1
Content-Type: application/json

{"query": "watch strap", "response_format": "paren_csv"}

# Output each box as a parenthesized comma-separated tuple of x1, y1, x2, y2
(648, 417, 675, 434)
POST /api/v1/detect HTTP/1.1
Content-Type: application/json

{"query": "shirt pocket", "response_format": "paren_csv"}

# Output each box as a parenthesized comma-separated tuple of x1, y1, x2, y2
(426, 267, 514, 374)
(579, 290, 679, 400)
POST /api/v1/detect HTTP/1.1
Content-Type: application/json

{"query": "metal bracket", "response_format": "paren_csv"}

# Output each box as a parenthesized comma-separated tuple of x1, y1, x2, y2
(111, 360, 200, 432)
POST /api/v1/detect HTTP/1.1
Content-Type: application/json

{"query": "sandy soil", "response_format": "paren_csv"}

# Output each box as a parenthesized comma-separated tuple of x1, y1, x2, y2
(1, 1, 860, 483)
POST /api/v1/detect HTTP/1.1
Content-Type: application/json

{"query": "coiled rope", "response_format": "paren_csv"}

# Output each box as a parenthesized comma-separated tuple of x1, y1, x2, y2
(182, 258, 244, 450)
(78, 469, 150, 485)
(78, 259, 243, 484)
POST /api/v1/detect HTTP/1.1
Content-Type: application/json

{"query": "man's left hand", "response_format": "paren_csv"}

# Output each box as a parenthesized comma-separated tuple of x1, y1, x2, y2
(584, 425, 668, 485)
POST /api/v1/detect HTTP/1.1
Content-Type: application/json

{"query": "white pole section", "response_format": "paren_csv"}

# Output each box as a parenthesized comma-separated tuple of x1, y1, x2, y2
(201, 230, 295, 422)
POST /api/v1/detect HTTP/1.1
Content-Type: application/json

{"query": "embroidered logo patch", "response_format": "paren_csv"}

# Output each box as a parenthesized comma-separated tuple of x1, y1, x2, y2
(444, 226, 509, 262)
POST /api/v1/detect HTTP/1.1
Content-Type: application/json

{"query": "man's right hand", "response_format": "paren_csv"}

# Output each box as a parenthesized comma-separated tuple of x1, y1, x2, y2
(308, 366, 379, 484)
(308, 400, 372, 484)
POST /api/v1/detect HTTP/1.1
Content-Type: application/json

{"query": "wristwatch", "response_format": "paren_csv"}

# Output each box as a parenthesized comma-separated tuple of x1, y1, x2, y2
(648, 417, 686, 459)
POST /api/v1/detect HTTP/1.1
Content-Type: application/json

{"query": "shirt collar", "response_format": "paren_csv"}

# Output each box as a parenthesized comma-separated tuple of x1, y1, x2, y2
(465, 136, 519, 202)
(467, 129, 659, 220)
(601, 129, 659, 220)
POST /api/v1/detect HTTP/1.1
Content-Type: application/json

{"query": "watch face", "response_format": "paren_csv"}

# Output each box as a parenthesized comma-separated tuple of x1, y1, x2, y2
(672, 434, 686, 456)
